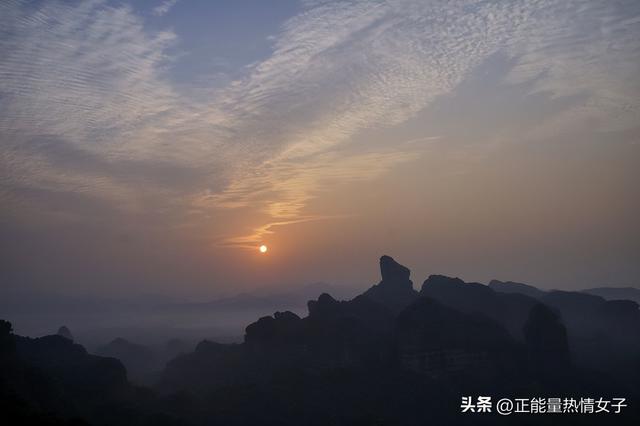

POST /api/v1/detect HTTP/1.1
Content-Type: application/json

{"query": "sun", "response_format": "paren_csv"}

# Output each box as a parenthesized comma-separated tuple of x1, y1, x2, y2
(259, 244, 268, 253)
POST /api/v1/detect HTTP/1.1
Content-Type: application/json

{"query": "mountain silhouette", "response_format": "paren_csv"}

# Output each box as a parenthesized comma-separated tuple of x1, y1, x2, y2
(0, 319, 191, 425)
(56, 326, 74, 341)
(154, 256, 639, 424)
(489, 279, 546, 299)
(523, 303, 571, 373)
(396, 297, 518, 378)
(582, 286, 640, 304)
(420, 274, 540, 340)
(361, 255, 418, 312)
(2, 256, 639, 425)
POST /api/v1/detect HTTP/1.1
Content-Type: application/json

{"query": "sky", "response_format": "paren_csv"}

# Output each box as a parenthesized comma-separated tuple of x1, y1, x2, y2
(1, 0, 639, 303)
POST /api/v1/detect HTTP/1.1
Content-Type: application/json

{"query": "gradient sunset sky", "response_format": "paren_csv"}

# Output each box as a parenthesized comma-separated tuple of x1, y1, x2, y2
(1, 0, 639, 300)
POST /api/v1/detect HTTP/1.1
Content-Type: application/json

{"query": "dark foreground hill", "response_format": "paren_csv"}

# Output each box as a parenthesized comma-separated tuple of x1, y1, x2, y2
(2, 256, 640, 425)
(0, 319, 193, 426)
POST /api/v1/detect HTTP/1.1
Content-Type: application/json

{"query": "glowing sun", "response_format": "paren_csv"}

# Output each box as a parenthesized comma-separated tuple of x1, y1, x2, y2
(259, 245, 268, 253)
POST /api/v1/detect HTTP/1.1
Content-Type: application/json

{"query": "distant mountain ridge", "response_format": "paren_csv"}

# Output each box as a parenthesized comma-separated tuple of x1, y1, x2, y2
(488, 279, 546, 299)
(160, 282, 358, 313)
(582, 286, 640, 304)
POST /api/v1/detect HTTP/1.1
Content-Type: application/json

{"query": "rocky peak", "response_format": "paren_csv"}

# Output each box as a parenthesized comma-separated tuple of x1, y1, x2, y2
(421, 274, 466, 289)
(245, 311, 303, 345)
(379, 255, 411, 286)
(307, 293, 339, 317)
(56, 325, 73, 341)
(362, 255, 417, 312)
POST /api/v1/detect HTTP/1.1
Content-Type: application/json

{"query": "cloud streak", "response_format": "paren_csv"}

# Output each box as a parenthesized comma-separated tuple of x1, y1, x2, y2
(153, 0, 178, 17)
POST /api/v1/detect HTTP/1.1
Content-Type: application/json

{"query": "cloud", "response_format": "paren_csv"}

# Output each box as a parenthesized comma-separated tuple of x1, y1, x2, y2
(153, 0, 178, 17)
(1, 0, 638, 247)
(201, 0, 639, 245)
(0, 1, 179, 146)
(196, 148, 423, 247)
(0, 0, 225, 221)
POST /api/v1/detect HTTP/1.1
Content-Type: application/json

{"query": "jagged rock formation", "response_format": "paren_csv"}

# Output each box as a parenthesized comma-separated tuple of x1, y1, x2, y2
(161, 255, 640, 401)
(156, 256, 640, 424)
(4, 256, 640, 426)
(420, 274, 539, 340)
(160, 258, 536, 398)
(161, 294, 395, 394)
(421, 274, 499, 315)
(245, 311, 304, 346)
(362, 255, 418, 312)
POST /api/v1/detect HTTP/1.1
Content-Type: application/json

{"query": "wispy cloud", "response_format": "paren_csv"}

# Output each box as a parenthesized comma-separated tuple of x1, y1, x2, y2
(1, 0, 638, 246)
(201, 0, 640, 246)
(153, 0, 178, 17)
(197, 148, 423, 246)
(0, 0, 220, 219)
(0, 0, 178, 145)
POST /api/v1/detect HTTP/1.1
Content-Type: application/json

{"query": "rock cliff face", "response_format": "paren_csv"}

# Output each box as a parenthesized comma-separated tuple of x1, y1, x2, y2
(362, 255, 418, 312)
(523, 303, 571, 373)
(421, 274, 540, 340)
(395, 297, 516, 377)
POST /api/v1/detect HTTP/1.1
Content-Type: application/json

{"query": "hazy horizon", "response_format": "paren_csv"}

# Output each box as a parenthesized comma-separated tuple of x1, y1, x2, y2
(2, 253, 639, 340)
